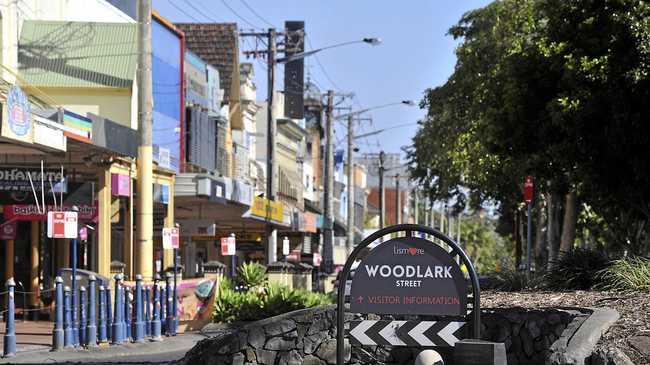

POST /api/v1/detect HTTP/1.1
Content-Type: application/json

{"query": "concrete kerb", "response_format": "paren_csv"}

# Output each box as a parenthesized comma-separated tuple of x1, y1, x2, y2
(549, 307, 620, 365)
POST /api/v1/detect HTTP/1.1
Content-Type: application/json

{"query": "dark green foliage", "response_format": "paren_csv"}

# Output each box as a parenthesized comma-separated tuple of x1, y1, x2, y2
(213, 278, 333, 323)
(488, 265, 542, 292)
(237, 261, 267, 288)
(544, 249, 610, 290)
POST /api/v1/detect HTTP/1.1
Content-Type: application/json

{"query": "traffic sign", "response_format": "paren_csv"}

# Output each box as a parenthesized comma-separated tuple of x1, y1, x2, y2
(282, 236, 290, 256)
(221, 235, 236, 256)
(312, 253, 322, 267)
(162, 227, 180, 250)
(524, 176, 534, 204)
(47, 211, 78, 239)
(348, 320, 466, 347)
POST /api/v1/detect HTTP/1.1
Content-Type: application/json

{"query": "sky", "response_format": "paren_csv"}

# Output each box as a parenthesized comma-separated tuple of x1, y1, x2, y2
(153, 0, 493, 159)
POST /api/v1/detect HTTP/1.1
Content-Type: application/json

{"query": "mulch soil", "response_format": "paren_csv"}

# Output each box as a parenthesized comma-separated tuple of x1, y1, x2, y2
(482, 290, 650, 364)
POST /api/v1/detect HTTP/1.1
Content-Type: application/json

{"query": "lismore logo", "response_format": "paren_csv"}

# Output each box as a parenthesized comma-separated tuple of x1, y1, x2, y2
(393, 245, 424, 256)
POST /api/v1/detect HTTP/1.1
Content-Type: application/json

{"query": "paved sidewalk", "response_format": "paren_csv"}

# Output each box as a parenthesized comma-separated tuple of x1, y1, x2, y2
(0, 333, 205, 364)
(0, 321, 52, 353)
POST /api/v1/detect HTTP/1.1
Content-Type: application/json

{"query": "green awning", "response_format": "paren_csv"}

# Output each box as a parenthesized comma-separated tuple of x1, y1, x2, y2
(18, 21, 137, 89)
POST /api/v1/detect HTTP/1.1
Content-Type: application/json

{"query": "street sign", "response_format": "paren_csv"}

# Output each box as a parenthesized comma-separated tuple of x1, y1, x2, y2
(162, 228, 180, 250)
(524, 176, 534, 204)
(282, 236, 290, 256)
(221, 236, 236, 256)
(348, 320, 466, 347)
(47, 211, 78, 239)
(350, 236, 467, 316)
(0, 221, 16, 240)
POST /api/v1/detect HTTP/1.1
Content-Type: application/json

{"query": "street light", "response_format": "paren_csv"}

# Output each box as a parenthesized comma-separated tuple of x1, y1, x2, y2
(353, 122, 420, 140)
(276, 37, 382, 64)
(335, 100, 415, 120)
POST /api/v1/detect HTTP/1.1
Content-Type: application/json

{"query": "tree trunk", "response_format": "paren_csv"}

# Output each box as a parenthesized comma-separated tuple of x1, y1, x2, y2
(559, 191, 578, 254)
(514, 208, 522, 269)
(547, 192, 561, 266)
(534, 197, 547, 272)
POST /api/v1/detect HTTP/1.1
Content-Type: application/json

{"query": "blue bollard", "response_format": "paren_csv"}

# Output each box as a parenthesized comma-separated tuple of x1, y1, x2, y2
(64, 286, 73, 348)
(87, 276, 98, 347)
(165, 272, 173, 336)
(52, 276, 64, 351)
(105, 286, 112, 341)
(151, 275, 162, 341)
(98, 285, 107, 344)
(134, 275, 145, 343)
(124, 286, 132, 342)
(160, 285, 166, 335)
(2, 278, 16, 358)
(144, 286, 151, 337)
(111, 275, 123, 345)
(79, 286, 87, 346)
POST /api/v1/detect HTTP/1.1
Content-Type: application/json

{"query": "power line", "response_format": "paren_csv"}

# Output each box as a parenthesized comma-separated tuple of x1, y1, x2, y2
(165, 0, 202, 22)
(220, 0, 262, 30)
(239, 0, 276, 28)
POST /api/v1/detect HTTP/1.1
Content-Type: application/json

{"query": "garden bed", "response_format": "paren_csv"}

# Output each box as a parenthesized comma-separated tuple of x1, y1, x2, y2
(482, 290, 650, 364)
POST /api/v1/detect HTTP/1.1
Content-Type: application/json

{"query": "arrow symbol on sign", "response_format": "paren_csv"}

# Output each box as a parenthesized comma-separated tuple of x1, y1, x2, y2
(438, 321, 464, 347)
(408, 321, 436, 346)
(378, 321, 407, 346)
(356, 296, 364, 304)
(349, 320, 377, 346)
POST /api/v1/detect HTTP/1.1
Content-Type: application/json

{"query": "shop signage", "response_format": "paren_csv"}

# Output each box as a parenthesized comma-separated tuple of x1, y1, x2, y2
(0, 167, 67, 193)
(229, 179, 252, 206)
(79, 227, 88, 242)
(303, 212, 317, 233)
(0, 221, 17, 240)
(34, 121, 66, 151)
(62, 110, 92, 142)
(312, 253, 322, 267)
(220, 236, 236, 256)
(111, 173, 130, 197)
(47, 211, 78, 239)
(162, 227, 180, 250)
(250, 196, 283, 222)
(1, 85, 32, 143)
(4, 204, 97, 221)
(349, 236, 467, 316)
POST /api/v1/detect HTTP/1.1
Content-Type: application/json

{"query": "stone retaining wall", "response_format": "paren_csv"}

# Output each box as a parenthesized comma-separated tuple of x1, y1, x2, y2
(180, 305, 591, 365)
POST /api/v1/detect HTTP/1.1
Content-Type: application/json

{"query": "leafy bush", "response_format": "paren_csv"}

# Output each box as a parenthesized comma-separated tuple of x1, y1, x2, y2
(237, 262, 267, 288)
(597, 256, 650, 292)
(488, 265, 541, 291)
(544, 248, 610, 290)
(213, 279, 333, 323)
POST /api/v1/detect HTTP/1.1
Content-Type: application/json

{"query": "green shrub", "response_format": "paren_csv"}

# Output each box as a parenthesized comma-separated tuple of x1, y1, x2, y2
(544, 248, 610, 290)
(237, 262, 267, 288)
(213, 280, 334, 323)
(489, 265, 541, 291)
(597, 256, 650, 292)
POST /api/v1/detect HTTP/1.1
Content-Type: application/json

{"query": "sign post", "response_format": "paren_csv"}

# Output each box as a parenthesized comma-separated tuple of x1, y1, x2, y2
(524, 176, 534, 280)
(221, 234, 237, 278)
(336, 224, 481, 364)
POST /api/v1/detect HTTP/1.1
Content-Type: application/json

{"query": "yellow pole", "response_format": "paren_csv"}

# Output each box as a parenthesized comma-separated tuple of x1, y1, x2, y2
(163, 179, 175, 271)
(98, 168, 112, 278)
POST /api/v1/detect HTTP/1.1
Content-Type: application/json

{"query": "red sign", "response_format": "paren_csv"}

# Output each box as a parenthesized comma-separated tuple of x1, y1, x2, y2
(221, 236, 236, 256)
(524, 176, 534, 204)
(312, 253, 322, 267)
(4, 204, 97, 222)
(162, 228, 180, 250)
(47, 211, 78, 239)
(0, 221, 17, 240)
(287, 249, 301, 262)
(79, 227, 88, 242)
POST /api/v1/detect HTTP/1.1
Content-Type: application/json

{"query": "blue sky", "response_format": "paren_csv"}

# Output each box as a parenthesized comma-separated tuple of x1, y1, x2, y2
(153, 0, 492, 158)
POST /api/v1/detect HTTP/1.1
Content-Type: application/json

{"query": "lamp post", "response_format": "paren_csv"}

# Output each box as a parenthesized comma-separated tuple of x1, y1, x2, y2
(333, 102, 415, 253)
(241, 32, 381, 268)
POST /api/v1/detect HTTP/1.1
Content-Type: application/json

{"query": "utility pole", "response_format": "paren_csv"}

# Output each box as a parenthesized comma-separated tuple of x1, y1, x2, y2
(136, 0, 153, 279)
(395, 173, 400, 225)
(413, 190, 419, 225)
(265, 28, 277, 265)
(378, 151, 385, 229)
(346, 114, 354, 252)
(322, 90, 335, 273)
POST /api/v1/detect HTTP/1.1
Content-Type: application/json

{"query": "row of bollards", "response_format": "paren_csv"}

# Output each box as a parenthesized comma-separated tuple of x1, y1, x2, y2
(2, 272, 178, 358)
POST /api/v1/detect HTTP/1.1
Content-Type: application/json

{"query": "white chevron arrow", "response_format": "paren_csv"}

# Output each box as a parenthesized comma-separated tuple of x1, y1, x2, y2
(408, 321, 436, 346)
(349, 320, 377, 345)
(438, 321, 464, 347)
(378, 321, 407, 346)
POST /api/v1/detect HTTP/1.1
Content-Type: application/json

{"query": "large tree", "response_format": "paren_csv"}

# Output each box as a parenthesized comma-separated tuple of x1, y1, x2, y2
(409, 0, 650, 259)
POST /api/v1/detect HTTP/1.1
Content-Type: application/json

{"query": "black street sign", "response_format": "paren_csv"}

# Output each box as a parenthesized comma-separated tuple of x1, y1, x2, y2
(348, 320, 466, 347)
(350, 236, 467, 316)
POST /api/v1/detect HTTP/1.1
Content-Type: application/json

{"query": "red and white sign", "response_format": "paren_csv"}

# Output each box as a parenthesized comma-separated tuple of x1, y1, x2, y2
(3, 204, 97, 222)
(162, 228, 180, 250)
(524, 176, 534, 204)
(312, 253, 322, 267)
(47, 211, 78, 239)
(282, 236, 290, 256)
(0, 221, 17, 240)
(287, 250, 301, 262)
(221, 235, 236, 256)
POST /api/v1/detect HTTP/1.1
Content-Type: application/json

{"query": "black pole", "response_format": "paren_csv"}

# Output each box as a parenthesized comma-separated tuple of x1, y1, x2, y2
(526, 202, 533, 280)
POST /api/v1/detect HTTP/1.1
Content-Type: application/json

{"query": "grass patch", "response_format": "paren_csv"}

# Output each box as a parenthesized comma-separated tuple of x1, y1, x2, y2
(597, 256, 650, 292)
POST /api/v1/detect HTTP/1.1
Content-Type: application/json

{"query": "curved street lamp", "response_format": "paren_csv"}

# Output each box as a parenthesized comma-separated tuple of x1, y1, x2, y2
(276, 37, 382, 64)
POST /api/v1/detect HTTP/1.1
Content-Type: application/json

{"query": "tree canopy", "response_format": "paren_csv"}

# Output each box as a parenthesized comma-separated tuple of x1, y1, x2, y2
(409, 0, 650, 255)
